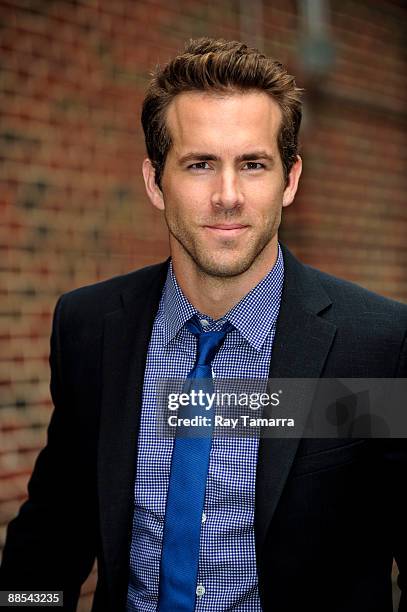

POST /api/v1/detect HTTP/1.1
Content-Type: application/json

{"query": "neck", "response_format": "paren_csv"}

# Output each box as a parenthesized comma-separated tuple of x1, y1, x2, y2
(171, 240, 279, 320)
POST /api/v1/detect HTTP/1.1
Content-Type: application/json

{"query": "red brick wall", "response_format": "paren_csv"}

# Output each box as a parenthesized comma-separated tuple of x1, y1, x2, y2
(284, 1, 407, 300)
(0, 1, 405, 609)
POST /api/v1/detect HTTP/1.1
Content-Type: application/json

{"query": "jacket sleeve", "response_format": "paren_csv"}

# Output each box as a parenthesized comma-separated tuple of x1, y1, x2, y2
(394, 331, 407, 612)
(0, 295, 97, 611)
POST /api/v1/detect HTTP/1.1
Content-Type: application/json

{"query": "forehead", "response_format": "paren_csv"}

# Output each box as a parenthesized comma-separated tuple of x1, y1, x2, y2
(165, 90, 282, 154)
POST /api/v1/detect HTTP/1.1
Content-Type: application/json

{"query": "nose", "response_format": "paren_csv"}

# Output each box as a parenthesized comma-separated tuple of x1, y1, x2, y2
(210, 169, 244, 211)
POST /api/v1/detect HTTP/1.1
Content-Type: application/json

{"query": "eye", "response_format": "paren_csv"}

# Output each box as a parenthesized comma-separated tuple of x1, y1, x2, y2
(243, 162, 265, 170)
(188, 162, 211, 170)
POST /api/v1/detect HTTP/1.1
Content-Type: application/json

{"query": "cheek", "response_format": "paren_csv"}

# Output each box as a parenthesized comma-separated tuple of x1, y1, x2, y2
(244, 177, 284, 201)
(246, 192, 281, 219)
(164, 192, 199, 223)
(165, 183, 209, 217)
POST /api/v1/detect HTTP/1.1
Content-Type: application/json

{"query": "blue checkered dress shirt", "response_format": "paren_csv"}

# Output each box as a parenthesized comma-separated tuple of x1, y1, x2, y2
(127, 244, 284, 611)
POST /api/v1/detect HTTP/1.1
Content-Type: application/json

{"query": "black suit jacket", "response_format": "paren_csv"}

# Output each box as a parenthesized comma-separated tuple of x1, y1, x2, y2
(1, 244, 406, 612)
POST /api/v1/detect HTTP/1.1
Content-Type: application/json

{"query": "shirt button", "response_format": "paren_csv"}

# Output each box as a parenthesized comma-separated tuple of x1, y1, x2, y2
(200, 319, 209, 327)
(196, 584, 205, 597)
(202, 512, 207, 523)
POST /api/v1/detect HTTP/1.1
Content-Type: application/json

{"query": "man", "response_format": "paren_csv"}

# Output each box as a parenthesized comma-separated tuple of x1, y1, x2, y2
(1, 37, 406, 612)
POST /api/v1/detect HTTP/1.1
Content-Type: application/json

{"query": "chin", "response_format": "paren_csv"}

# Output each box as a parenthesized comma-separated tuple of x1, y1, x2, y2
(193, 255, 256, 278)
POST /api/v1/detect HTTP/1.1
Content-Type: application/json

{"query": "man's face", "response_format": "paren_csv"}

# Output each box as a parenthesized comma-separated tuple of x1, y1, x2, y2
(146, 90, 301, 278)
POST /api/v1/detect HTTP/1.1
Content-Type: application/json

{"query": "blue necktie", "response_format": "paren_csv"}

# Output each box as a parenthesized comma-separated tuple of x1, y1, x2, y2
(158, 315, 233, 611)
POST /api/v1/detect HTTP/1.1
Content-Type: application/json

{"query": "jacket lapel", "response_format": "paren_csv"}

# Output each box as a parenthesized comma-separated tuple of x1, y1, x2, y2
(255, 246, 337, 568)
(97, 262, 168, 608)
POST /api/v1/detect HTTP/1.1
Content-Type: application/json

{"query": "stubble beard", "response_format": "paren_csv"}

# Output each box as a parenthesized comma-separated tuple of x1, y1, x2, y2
(166, 212, 279, 279)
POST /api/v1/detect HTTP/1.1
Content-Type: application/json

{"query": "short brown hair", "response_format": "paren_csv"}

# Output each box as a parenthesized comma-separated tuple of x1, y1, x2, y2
(141, 37, 303, 188)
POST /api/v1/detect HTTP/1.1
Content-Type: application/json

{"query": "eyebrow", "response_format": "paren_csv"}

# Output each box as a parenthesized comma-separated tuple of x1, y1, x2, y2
(178, 151, 275, 165)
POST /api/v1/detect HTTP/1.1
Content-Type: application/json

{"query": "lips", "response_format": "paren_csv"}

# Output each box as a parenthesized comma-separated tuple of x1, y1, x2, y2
(206, 224, 248, 230)
(203, 224, 249, 240)
(204, 223, 248, 235)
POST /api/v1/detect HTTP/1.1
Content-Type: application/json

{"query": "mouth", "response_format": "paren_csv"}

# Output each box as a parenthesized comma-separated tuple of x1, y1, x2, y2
(203, 224, 249, 237)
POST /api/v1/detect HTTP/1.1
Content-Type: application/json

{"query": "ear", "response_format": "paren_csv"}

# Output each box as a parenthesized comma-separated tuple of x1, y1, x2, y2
(142, 158, 165, 211)
(282, 156, 302, 208)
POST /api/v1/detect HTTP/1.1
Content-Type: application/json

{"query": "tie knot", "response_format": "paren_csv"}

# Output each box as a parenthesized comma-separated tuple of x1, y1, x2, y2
(186, 315, 233, 366)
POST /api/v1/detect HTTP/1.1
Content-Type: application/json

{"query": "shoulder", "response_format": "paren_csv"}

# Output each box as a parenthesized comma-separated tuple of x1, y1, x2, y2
(307, 265, 407, 326)
(281, 243, 407, 329)
(54, 259, 169, 324)
(280, 243, 407, 375)
(305, 265, 407, 373)
(298, 265, 407, 376)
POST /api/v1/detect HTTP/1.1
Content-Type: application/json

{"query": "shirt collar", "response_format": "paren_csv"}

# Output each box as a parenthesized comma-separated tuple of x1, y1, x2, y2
(159, 263, 197, 346)
(225, 243, 284, 350)
(159, 243, 284, 351)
